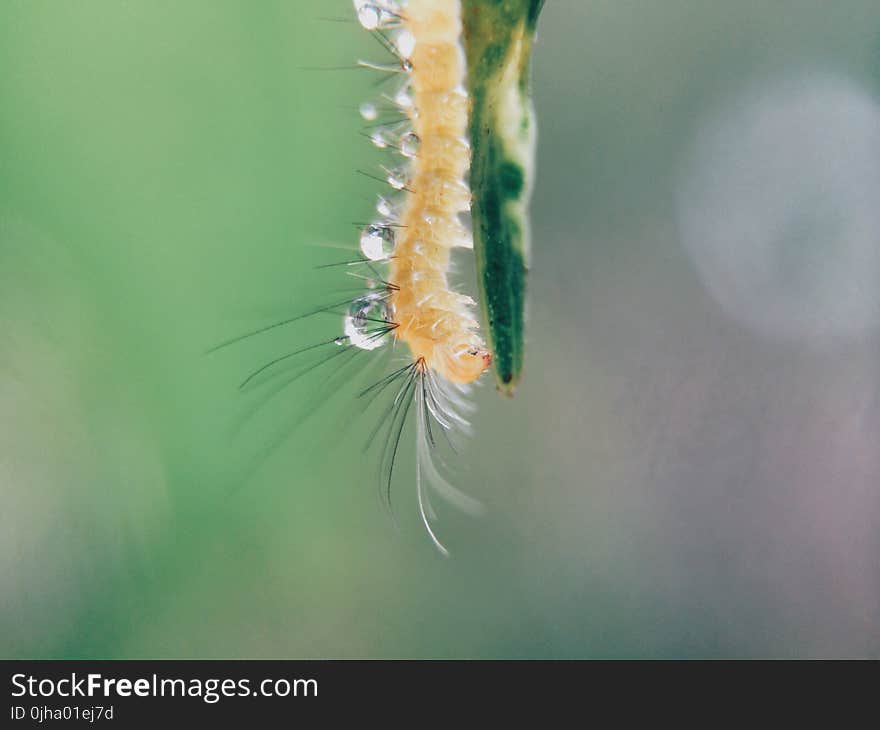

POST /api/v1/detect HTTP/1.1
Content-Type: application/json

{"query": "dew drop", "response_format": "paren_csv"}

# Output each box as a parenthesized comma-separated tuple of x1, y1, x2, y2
(359, 102, 378, 121)
(376, 196, 396, 218)
(386, 167, 408, 190)
(344, 294, 391, 351)
(356, 3, 381, 30)
(400, 133, 420, 158)
(354, 0, 401, 31)
(359, 223, 395, 260)
(394, 87, 413, 109)
(370, 131, 388, 149)
(396, 30, 416, 59)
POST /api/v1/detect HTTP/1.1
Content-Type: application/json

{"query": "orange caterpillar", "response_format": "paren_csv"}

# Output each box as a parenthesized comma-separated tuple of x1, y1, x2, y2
(347, 0, 490, 551)
(354, 0, 491, 385)
(215, 2, 492, 554)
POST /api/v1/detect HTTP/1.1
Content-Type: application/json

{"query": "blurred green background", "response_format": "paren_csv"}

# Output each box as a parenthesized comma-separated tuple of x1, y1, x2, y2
(2, 1, 880, 658)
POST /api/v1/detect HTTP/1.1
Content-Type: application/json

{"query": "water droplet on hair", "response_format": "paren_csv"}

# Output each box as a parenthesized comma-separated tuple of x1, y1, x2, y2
(344, 294, 391, 351)
(370, 131, 388, 149)
(394, 87, 413, 109)
(356, 4, 381, 30)
(400, 133, 420, 158)
(354, 1, 401, 31)
(387, 168, 408, 190)
(360, 223, 395, 260)
(376, 196, 396, 218)
(396, 30, 416, 59)
(359, 102, 378, 121)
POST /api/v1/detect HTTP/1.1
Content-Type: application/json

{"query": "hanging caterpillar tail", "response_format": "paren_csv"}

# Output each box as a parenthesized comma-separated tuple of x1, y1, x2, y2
(462, 0, 544, 395)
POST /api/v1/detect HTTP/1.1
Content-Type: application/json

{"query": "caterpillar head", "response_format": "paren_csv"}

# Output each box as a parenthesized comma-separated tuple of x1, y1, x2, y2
(433, 341, 492, 385)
